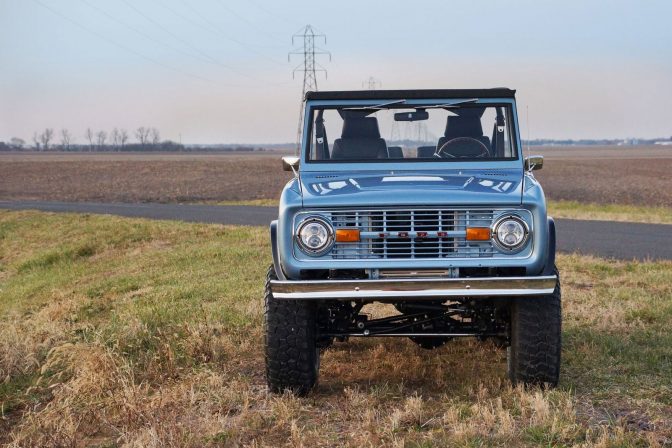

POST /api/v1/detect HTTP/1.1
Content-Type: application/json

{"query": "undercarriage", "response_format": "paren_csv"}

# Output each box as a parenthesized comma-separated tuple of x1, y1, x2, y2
(316, 300, 508, 342)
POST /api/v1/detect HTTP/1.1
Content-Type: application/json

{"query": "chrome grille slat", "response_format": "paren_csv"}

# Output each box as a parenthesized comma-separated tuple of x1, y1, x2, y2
(325, 208, 495, 260)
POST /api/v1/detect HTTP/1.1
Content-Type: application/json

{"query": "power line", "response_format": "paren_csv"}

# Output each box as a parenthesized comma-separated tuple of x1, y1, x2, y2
(80, 0, 224, 69)
(32, 0, 222, 86)
(119, 0, 234, 68)
(211, 0, 286, 45)
(121, 0, 291, 86)
(167, 0, 285, 66)
(289, 25, 330, 154)
(246, 0, 301, 29)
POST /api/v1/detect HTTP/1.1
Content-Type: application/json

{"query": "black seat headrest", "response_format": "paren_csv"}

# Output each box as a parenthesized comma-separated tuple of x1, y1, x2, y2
(444, 108, 485, 139)
(331, 114, 388, 160)
(341, 117, 381, 139)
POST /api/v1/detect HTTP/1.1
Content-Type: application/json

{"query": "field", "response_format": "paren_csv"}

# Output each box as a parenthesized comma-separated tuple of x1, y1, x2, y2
(0, 152, 291, 204)
(1, 146, 671, 208)
(532, 146, 672, 207)
(1, 211, 671, 447)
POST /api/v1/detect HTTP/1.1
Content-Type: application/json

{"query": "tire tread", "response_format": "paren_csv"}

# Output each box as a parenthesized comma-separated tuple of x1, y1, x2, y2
(264, 266, 318, 395)
(508, 267, 562, 387)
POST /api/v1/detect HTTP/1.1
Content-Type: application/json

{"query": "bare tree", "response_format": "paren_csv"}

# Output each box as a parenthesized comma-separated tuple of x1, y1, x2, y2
(150, 128, 160, 145)
(135, 126, 150, 146)
(85, 128, 95, 151)
(120, 129, 129, 149)
(39, 128, 54, 151)
(60, 129, 72, 150)
(10, 137, 25, 150)
(96, 130, 107, 150)
(32, 132, 41, 150)
(110, 128, 121, 150)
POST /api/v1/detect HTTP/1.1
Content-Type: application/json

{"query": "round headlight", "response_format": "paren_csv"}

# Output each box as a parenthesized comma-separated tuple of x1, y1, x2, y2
(493, 215, 529, 251)
(297, 216, 333, 255)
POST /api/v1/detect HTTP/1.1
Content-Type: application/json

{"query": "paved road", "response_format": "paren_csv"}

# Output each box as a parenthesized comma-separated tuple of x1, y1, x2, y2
(1, 201, 670, 261)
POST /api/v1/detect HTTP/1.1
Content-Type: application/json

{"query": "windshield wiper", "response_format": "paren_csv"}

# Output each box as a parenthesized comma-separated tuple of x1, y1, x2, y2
(343, 99, 406, 111)
(416, 98, 479, 109)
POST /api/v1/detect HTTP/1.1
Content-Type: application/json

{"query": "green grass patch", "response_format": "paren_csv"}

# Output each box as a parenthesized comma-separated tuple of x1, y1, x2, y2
(548, 199, 672, 224)
(204, 198, 279, 207)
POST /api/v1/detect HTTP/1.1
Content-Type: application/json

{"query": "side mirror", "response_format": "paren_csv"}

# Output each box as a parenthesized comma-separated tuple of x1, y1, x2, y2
(282, 156, 300, 172)
(524, 155, 544, 171)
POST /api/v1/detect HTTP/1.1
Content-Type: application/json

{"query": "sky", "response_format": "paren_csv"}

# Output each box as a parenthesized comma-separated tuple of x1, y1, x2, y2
(1, 0, 671, 144)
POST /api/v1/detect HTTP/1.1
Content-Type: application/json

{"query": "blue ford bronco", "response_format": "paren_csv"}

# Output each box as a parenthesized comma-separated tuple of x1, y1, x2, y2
(266, 88, 560, 395)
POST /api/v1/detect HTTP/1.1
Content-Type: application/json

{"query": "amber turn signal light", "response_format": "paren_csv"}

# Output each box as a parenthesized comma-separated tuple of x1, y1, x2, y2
(466, 227, 491, 241)
(335, 228, 361, 242)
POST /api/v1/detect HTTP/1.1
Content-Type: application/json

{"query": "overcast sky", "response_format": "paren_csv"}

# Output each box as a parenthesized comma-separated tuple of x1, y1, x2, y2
(1, 0, 671, 144)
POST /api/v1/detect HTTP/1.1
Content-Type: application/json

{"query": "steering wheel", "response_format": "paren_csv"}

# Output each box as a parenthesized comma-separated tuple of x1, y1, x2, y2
(434, 137, 490, 159)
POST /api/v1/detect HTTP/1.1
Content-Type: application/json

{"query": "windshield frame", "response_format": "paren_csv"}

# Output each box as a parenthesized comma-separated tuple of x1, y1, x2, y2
(300, 98, 523, 172)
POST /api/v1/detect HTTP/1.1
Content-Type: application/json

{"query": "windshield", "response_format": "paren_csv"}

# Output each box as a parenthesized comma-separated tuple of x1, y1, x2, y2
(306, 102, 517, 162)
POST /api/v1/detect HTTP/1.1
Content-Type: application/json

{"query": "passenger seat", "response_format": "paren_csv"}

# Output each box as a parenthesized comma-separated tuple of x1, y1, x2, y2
(331, 116, 388, 159)
(388, 146, 403, 158)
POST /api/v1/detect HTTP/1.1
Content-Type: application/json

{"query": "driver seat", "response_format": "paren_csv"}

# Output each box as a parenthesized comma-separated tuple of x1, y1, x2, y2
(436, 108, 491, 157)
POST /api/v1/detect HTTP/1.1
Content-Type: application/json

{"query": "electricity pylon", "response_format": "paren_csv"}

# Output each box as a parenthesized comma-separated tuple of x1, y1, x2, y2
(362, 76, 381, 90)
(289, 25, 330, 154)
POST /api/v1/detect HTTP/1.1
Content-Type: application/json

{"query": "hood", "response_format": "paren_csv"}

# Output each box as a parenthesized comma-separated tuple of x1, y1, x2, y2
(300, 169, 523, 208)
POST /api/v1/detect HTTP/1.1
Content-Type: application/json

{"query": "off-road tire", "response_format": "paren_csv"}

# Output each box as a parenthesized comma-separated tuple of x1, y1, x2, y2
(507, 267, 561, 387)
(264, 265, 319, 395)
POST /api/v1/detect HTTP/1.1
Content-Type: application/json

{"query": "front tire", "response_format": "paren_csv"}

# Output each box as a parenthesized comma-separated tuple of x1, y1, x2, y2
(264, 265, 319, 395)
(507, 267, 562, 387)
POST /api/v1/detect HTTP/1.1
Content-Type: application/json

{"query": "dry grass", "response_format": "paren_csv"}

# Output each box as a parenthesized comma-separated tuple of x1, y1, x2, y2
(1, 211, 671, 447)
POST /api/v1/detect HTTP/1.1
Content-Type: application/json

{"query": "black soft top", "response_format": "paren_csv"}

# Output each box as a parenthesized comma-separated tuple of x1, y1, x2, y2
(305, 88, 516, 101)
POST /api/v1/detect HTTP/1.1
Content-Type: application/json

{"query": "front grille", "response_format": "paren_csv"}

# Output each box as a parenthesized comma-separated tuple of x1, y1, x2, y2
(322, 209, 496, 259)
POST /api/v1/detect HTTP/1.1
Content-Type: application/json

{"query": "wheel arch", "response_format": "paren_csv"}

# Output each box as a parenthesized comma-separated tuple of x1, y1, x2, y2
(270, 220, 287, 280)
(542, 217, 556, 276)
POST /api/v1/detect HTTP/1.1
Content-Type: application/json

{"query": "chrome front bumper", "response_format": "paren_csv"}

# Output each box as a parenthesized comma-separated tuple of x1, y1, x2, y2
(270, 275, 557, 300)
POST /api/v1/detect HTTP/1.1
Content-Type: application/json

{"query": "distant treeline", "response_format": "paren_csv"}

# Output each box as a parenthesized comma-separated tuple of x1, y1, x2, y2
(523, 138, 672, 146)
(0, 142, 269, 152)
(183, 145, 268, 152)
(4, 129, 670, 152)
(386, 137, 672, 148)
(0, 127, 269, 152)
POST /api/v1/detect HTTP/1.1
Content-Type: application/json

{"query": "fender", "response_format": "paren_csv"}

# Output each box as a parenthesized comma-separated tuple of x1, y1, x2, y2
(269, 220, 287, 280)
(542, 217, 556, 276)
